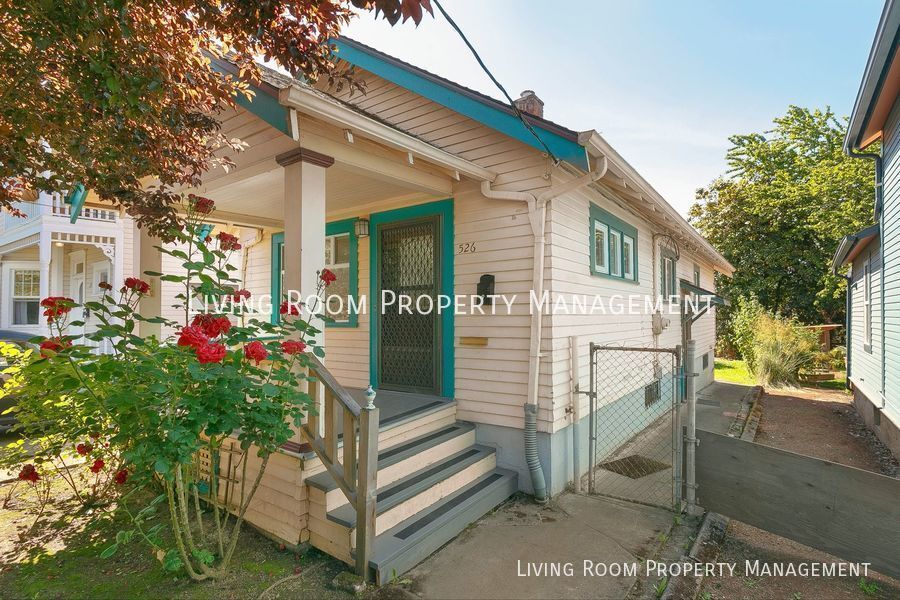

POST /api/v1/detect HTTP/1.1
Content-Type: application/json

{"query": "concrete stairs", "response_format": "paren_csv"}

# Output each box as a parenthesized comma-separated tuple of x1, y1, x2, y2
(305, 402, 517, 583)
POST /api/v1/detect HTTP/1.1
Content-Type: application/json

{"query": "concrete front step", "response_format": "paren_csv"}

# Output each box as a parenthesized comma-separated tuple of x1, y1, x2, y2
(306, 421, 477, 508)
(326, 445, 497, 537)
(368, 469, 518, 584)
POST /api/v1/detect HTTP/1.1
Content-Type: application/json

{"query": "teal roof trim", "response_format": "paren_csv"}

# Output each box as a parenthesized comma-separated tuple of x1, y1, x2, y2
(334, 39, 588, 169)
(210, 59, 290, 136)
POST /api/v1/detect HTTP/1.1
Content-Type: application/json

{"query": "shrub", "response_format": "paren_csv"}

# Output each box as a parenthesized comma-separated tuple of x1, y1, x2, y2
(829, 345, 847, 371)
(751, 314, 818, 387)
(1, 195, 332, 580)
(730, 295, 764, 369)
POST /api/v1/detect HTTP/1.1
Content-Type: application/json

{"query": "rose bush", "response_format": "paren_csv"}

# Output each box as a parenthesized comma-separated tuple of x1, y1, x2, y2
(0, 195, 332, 580)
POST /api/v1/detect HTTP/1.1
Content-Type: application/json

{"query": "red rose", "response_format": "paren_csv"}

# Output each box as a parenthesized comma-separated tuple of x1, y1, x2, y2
(39, 338, 70, 357)
(196, 342, 227, 364)
(190, 194, 215, 215)
(114, 469, 128, 485)
(76, 443, 93, 456)
(280, 340, 306, 355)
(216, 231, 241, 252)
(191, 314, 231, 338)
(18, 464, 40, 483)
(279, 301, 301, 316)
(123, 277, 150, 295)
(243, 341, 268, 364)
(40, 296, 73, 322)
(232, 289, 251, 302)
(319, 269, 337, 285)
(90, 459, 105, 473)
(177, 325, 209, 349)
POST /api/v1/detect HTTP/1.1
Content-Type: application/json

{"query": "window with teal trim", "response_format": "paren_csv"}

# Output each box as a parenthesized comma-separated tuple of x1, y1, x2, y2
(270, 218, 359, 327)
(660, 250, 678, 298)
(589, 203, 638, 282)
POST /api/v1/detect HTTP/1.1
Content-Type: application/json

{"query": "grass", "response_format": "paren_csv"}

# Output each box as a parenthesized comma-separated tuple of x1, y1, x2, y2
(714, 359, 756, 386)
(715, 358, 847, 392)
(0, 477, 362, 599)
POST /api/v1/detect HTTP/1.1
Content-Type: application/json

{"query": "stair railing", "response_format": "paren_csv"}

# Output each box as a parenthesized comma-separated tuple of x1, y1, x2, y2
(300, 355, 378, 580)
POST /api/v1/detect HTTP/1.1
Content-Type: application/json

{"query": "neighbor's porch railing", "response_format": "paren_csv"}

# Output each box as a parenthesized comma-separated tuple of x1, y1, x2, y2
(302, 356, 378, 579)
(51, 195, 117, 222)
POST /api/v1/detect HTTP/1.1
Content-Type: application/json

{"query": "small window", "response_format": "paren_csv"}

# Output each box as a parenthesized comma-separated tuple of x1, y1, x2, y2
(593, 221, 609, 275)
(693, 265, 701, 287)
(622, 235, 635, 280)
(609, 230, 622, 277)
(702, 352, 709, 370)
(864, 257, 872, 351)
(589, 203, 637, 282)
(661, 255, 677, 298)
(12, 269, 40, 325)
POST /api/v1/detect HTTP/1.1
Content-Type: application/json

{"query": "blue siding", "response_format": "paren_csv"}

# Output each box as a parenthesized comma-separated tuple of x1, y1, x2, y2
(877, 98, 900, 416)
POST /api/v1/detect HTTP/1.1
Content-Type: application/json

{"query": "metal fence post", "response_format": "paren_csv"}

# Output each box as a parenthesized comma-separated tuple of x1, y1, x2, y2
(588, 342, 596, 495)
(673, 344, 683, 509)
(684, 339, 700, 515)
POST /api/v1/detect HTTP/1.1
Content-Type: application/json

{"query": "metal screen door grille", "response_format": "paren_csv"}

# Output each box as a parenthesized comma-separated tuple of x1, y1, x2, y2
(378, 217, 440, 394)
(588, 345, 681, 510)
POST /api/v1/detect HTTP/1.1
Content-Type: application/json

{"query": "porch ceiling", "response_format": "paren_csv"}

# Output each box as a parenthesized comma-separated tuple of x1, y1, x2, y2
(206, 163, 436, 223)
(191, 106, 452, 225)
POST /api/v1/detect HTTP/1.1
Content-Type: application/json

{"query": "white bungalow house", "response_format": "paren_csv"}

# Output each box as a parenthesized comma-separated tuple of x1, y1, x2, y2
(56, 39, 732, 581)
(0, 190, 132, 349)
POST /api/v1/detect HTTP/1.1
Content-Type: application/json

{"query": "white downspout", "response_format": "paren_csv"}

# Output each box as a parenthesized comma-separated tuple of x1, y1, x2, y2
(480, 156, 608, 501)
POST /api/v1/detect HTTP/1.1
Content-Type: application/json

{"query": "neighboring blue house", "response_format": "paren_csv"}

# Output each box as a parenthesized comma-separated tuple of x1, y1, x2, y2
(833, 0, 900, 455)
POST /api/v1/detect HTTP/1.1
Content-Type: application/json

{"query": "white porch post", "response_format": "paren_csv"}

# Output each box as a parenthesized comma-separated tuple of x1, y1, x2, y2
(38, 232, 51, 336)
(276, 147, 332, 439)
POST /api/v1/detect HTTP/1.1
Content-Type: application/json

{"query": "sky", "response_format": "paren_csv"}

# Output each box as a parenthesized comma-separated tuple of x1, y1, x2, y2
(342, 0, 884, 216)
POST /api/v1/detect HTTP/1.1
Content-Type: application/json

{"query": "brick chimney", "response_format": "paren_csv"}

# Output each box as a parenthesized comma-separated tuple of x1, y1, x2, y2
(513, 90, 544, 118)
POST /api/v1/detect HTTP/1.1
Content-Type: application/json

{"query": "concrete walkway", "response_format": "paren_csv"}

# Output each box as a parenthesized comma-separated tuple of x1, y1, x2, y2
(696, 381, 756, 435)
(406, 493, 673, 600)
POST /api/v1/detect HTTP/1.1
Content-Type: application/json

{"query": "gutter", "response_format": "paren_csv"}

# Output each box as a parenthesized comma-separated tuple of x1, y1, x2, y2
(577, 130, 734, 275)
(480, 156, 609, 502)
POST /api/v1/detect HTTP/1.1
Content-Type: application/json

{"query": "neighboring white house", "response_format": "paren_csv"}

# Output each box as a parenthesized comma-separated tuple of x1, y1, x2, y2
(0, 191, 132, 351)
(11, 39, 733, 581)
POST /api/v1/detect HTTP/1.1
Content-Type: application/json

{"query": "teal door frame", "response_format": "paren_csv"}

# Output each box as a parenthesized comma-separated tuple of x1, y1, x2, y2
(369, 199, 454, 397)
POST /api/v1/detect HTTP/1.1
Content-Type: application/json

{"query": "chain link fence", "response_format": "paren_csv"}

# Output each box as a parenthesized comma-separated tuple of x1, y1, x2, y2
(587, 344, 682, 510)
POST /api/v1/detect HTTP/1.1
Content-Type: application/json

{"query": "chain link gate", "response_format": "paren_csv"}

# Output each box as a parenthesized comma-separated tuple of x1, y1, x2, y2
(587, 344, 683, 510)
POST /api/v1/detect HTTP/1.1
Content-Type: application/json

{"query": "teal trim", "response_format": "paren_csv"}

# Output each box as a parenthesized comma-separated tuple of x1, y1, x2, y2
(369, 199, 454, 397)
(65, 183, 87, 224)
(197, 223, 214, 244)
(333, 39, 587, 169)
(270, 220, 360, 327)
(210, 60, 289, 136)
(588, 202, 639, 284)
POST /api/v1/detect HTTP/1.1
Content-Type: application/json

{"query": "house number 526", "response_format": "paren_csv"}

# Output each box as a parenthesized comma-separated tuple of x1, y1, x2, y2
(457, 242, 476, 254)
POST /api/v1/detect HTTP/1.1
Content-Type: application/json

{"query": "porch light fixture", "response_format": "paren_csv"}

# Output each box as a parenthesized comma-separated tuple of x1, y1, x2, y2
(355, 218, 370, 238)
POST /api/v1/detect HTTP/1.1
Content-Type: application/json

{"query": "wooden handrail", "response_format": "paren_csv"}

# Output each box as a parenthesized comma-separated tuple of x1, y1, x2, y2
(299, 355, 378, 581)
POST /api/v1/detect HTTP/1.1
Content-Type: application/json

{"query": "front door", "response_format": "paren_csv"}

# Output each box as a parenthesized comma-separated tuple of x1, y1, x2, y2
(376, 216, 441, 395)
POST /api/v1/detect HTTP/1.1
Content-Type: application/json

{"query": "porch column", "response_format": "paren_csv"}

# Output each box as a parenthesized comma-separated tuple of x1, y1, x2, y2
(276, 147, 333, 440)
(38, 232, 51, 336)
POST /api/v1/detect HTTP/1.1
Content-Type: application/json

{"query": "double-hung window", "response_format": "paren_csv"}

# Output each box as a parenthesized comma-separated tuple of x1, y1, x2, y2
(864, 257, 872, 352)
(12, 269, 40, 325)
(589, 203, 637, 282)
(660, 252, 678, 299)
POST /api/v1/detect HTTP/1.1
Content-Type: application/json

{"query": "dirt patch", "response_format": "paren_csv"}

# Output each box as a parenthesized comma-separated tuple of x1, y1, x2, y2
(698, 387, 900, 600)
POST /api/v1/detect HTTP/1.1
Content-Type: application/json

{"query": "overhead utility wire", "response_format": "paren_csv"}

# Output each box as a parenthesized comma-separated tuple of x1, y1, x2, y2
(431, 0, 560, 164)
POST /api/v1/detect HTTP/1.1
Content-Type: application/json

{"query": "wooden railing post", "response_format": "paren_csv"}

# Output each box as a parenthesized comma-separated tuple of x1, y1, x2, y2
(355, 386, 379, 580)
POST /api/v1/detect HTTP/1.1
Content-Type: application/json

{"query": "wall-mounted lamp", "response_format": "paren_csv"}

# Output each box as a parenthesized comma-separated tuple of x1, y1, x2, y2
(477, 274, 495, 305)
(355, 218, 370, 238)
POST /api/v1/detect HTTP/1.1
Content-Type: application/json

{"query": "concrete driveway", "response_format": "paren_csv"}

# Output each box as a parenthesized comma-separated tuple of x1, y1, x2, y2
(405, 492, 674, 600)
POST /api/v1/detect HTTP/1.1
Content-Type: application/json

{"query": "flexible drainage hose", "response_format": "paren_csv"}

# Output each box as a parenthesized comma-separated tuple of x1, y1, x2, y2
(524, 403, 548, 503)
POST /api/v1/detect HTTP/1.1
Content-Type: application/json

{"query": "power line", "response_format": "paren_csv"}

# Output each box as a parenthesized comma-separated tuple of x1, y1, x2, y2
(431, 0, 560, 164)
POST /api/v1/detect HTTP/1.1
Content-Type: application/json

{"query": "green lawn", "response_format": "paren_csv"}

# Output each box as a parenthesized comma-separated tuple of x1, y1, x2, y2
(714, 359, 756, 385)
(0, 478, 369, 599)
(715, 358, 848, 391)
